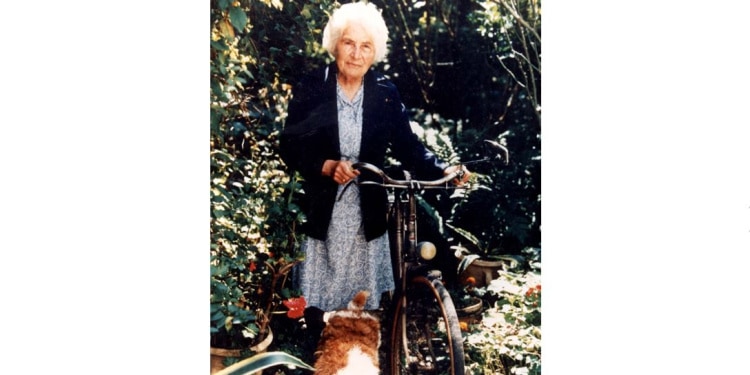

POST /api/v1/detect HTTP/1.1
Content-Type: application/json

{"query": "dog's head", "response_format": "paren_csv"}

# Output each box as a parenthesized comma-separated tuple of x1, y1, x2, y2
(314, 291, 381, 375)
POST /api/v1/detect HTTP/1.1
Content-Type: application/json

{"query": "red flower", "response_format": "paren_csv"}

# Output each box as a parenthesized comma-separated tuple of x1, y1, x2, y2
(249, 262, 257, 272)
(282, 296, 307, 319)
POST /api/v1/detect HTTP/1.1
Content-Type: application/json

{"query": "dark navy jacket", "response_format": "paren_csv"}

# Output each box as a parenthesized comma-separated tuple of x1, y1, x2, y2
(280, 63, 448, 241)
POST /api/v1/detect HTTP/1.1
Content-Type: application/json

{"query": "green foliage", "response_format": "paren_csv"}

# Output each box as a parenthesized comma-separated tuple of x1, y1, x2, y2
(464, 266, 542, 375)
(450, 0, 541, 258)
(374, 0, 541, 258)
(210, 0, 334, 351)
(210, 141, 302, 348)
(214, 351, 315, 375)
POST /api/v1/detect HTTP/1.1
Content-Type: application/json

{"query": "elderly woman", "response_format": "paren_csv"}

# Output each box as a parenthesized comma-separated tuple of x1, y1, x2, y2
(280, 1, 467, 317)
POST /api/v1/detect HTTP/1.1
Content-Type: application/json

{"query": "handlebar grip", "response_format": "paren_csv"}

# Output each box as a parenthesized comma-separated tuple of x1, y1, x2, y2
(351, 162, 381, 173)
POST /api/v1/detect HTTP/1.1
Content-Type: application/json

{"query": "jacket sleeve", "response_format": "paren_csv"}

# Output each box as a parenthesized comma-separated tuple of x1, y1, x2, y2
(280, 73, 336, 182)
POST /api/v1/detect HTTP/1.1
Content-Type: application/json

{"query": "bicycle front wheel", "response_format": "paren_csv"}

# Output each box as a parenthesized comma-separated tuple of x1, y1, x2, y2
(389, 274, 465, 375)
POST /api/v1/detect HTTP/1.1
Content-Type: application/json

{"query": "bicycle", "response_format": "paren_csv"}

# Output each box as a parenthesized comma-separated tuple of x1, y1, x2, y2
(342, 140, 508, 375)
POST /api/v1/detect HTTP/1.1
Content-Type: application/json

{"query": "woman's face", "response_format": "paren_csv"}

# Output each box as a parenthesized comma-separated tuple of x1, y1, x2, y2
(334, 24, 375, 81)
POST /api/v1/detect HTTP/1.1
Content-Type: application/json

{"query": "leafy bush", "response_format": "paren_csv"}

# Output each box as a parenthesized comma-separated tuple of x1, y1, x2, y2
(464, 262, 542, 375)
(210, 138, 303, 348)
(210, 0, 334, 352)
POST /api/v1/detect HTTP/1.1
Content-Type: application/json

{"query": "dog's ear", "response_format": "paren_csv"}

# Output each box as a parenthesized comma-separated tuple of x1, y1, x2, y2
(348, 290, 370, 310)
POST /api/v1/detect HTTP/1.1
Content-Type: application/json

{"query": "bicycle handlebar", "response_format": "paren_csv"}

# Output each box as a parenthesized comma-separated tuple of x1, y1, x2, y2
(339, 140, 508, 198)
(350, 162, 462, 189)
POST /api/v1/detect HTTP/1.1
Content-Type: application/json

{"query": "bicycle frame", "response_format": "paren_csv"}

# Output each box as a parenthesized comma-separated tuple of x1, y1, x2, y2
(389, 173, 422, 294)
(345, 163, 466, 374)
(337, 140, 507, 374)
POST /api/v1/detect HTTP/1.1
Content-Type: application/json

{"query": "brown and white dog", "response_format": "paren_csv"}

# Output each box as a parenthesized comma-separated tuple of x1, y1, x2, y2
(313, 291, 381, 375)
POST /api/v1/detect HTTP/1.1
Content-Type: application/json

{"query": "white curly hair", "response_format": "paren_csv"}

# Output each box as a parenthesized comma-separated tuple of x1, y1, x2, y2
(322, 1, 389, 63)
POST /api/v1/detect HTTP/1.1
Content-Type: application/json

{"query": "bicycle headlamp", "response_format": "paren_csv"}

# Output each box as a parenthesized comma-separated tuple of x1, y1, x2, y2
(417, 241, 437, 260)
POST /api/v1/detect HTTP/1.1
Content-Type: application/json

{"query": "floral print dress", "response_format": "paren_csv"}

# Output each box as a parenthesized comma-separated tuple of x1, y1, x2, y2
(296, 81, 395, 311)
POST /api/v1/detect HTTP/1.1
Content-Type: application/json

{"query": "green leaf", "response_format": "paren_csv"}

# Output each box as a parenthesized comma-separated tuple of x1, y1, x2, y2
(301, 5, 312, 19)
(234, 309, 256, 323)
(280, 288, 291, 299)
(211, 310, 226, 323)
(229, 7, 248, 32)
(214, 351, 315, 375)
(241, 68, 255, 81)
(446, 222, 484, 252)
(213, 281, 229, 294)
(211, 39, 229, 51)
(217, 0, 230, 10)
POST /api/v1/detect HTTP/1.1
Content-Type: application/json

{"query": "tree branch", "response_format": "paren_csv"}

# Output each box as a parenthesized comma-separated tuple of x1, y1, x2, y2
(496, 0, 541, 43)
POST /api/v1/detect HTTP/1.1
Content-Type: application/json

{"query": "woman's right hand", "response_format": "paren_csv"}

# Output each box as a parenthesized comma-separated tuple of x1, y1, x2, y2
(322, 159, 360, 185)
